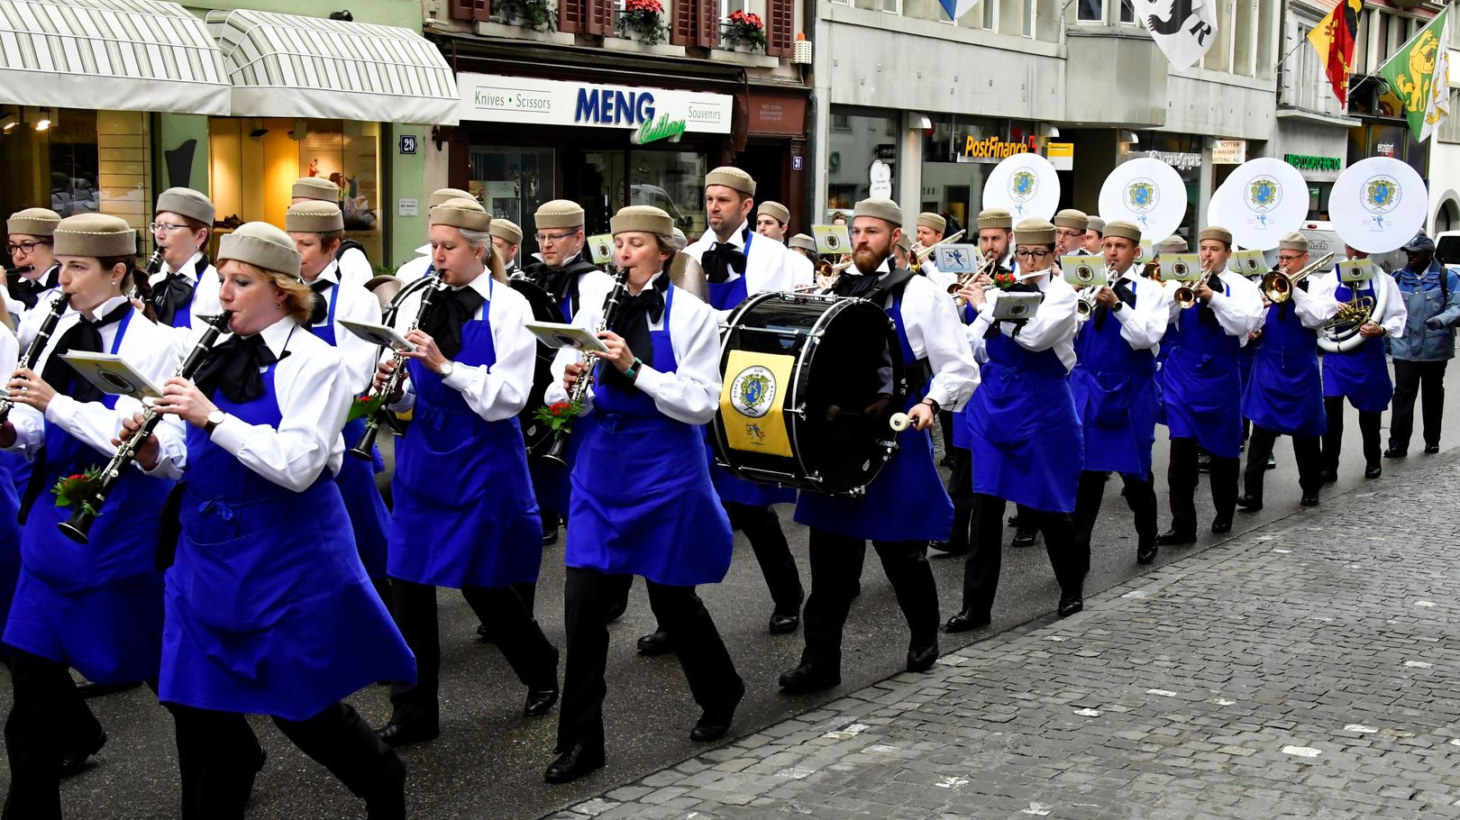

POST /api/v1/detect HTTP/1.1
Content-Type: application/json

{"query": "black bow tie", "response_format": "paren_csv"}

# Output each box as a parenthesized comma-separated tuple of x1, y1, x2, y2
(195, 333, 281, 404)
(152, 273, 196, 326)
(834, 269, 884, 300)
(419, 286, 486, 360)
(42, 301, 133, 404)
(10, 268, 58, 311)
(308, 278, 334, 325)
(703, 231, 749, 284)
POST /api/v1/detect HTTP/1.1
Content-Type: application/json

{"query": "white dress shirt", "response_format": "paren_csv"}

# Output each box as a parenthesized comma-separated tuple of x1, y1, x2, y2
(0, 322, 17, 387)
(394, 245, 433, 283)
(13, 268, 71, 350)
(1163, 270, 1266, 344)
(1284, 272, 1342, 329)
(546, 274, 724, 426)
(388, 272, 536, 422)
(852, 259, 980, 412)
(308, 260, 384, 393)
(4, 297, 187, 476)
(337, 245, 374, 287)
(1314, 266, 1406, 338)
(968, 269, 1080, 372)
(685, 223, 814, 319)
(1087, 262, 1171, 354)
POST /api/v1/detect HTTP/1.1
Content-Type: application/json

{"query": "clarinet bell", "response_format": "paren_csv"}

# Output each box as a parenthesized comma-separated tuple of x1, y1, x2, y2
(57, 507, 96, 545)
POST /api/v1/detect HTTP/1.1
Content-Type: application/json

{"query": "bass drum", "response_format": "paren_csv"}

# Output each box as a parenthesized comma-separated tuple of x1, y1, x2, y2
(510, 278, 566, 456)
(712, 292, 906, 496)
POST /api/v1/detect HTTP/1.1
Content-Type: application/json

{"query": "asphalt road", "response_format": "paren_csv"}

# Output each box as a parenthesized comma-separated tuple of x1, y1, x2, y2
(13, 365, 1460, 820)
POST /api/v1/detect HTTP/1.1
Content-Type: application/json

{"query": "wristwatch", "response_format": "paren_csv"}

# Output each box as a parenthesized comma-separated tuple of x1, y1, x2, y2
(204, 409, 226, 435)
(438, 361, 456, 378)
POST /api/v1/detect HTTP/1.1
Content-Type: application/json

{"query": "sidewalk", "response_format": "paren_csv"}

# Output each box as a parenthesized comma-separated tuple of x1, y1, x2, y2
(547, 452, 1460, 820)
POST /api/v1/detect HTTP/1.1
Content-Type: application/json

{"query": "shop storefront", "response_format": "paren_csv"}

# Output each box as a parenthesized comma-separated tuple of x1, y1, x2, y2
(454, 73, 736, 263)
(1271, 117, 1349, 222)
(825, 107, 901, 220)
(1121, 132, 1204, 243)
(920, 115, 1041, 236)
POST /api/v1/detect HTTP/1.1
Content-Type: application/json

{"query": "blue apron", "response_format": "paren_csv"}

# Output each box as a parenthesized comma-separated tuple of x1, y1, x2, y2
(389, 281, 543, 589)
(0, 454, 21, 654)
(1162, 296, 1244, 459)
(1071, 298, 1158, 478)
(965, 329, 1083, 513)
(310, 283, 391, 582)
(4, 309, 169, 684)
(161, 359, 414, 722)
(795, 292, 953, 541)
(1242, 300, 1325, 437)
(566, 286, 734, 585)
(1321, 280, 1392, 413)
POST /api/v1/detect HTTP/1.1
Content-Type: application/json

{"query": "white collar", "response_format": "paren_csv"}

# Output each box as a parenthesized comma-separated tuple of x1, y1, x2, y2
(307, 260, 341, 287)
(256, 315, 299, 358)
(708, 223, 749, 250)
(451, 270, 495, 300)
(164, 251, 205, 280)
(79, 294, 131, 322)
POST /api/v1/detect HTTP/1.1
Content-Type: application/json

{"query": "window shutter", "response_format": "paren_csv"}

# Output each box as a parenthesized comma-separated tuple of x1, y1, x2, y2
(560, 0, 584, 31)
(696, 0, 719, 48)
(671, 0, 694, 44)
(766, 0, 792, 56)
(450, 0, 491, 21)
(591, 0, 615, 35)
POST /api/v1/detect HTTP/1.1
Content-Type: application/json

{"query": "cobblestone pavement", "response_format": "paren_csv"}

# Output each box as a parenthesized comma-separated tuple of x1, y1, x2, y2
(549, 452, 1460, 820)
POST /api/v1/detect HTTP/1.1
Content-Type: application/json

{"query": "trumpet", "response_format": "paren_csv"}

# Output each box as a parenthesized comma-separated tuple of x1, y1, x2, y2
(1173, 265, 1225, 310)
(0, 291, 71, 426)
(1260, 252, 1334, 303)
(349, 273, 445, 459)
(909, 230, 967, 273)
(541, 265, 631, 467)
(814, 258, 854, 290)
(58, 311, 233, 544)
(1075, 288, 1100, 321)
(949, 253, 1000, 309)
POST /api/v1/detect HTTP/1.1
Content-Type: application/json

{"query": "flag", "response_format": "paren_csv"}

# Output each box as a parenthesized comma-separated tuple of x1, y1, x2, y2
(937, 0, 980, 21)
(1378, 8, 1452, 142)
(1133, 0, 1218, 70)
(1307, 0, 1363, 107)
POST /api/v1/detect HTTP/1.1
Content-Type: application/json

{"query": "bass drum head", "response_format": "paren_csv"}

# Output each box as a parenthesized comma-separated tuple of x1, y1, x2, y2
(510, 278, 567, 454)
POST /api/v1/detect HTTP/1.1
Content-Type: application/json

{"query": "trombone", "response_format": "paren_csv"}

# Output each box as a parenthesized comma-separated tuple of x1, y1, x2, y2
(1260, 252, 1334, 303)
(909, 230, 967, 273)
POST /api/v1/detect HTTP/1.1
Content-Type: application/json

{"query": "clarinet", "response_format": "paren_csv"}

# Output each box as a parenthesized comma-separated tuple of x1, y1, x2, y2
(57, 311, 234, 544)
(0, 291, 72, 426)
(541, 266, 630, 467)
(349, 273, 445, 460)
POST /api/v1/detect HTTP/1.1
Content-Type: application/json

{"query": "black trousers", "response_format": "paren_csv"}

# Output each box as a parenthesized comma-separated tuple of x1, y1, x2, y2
(1390, 360, 1448, 452)
(1073, 471, 1157, 556)
(1322, 396, 1382, 471)
(557, 567, 740, 753)
(389, 580, 558, 729)
(944, 445, 975, 551)
(166, 701, 405, 820)
(801, 530, 940, 669)
(1244, 424, 1322, 498)
(960, 494, 1084, 619)
(1167, 437, 1238, 534)
(2, 651, 105, 820)
(726, 501, 803, 616)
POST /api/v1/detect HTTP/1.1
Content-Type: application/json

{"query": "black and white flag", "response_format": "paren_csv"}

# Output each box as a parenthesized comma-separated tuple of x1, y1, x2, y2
(1135, 0, 1218, 69)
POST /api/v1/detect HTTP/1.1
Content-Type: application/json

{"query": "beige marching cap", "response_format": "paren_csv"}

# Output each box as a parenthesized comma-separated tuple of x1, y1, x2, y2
(917, 212, 946, 233)
(429, 188, 476, 209)
(218, 221, 302, 278)
(7, 207, 61, 238)
(156, 187, 216, 227)
(610, 205, 675, 240)
(757, 201, 790, 225)
(977, 208, 1013, 230)
(52, 213, 137, 258)
(1053, 208, 1088, 231)
(292, 177, 341, 203)
(285, 200, 344, 233)
(705, 166, 756, 196)
(853, 197, 902, 227)
(1102, 220, 1141, 243)
(1198, 226, 1233, 246)
(1278, 231, 1308, 252)
(430, 198, 491, 232)
(491, 218, 524, 246)
(1014, 218, 1057, 246)
(534, 199, 586, 230)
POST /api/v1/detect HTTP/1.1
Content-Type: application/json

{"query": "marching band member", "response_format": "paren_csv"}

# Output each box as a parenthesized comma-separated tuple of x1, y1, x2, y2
(0, 214, 181, 816)
(545, 205, 743, 783)
(788, 233, 817, 264)
(1385, 233, 1460, 459)
(149, 188, 222, 329)
(492, 218, 524, 276)
(1054, 209, 1089, 256)
(1236, 233, 1337, 511)
(1320, 244, 1404, 481)
(785, 198, 978, 692)
(375, 199, 559, 748)
(914, 211, 947, 282)
(136, 221, 412, 819)
(977, 208, 1016, 272)
(285, 201, 392, 594)
(671, 227, 689, 251)
(395, 189, 478, 283)
(1156, 226, 1265, 545)
(5, 208, 62, 325)
(292, 178, 372, 286)
(519, 200, 616, 544)
(945, 217, 1082, 630)
(1083, 216, 1106, 255)
(1069, 220, 1169, 568)
(755, 201, 792, 243)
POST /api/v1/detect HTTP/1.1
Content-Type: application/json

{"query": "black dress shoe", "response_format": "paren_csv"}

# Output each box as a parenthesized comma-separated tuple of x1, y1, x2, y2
(604, 597, 627, 623)
(778, 663, 840, 694)
(1300, 493, 1320, 507)
(928, 540, 967, 556)
(636, 630, 674, 656)
(1235, 494, 1263, 512)
(1197, 452, 1213, 473)
(1011, 528, 1037, 548)
(58, 728, 106, 778)
(906, 643, 938, 673)
(1319, 468, 1338, 484)
(376, 720, 439, 748)
(1156, 529, 1196, 546)
(1265, 454, 1276, 470)
(768, 612, 800, 635)
(1136, 543, 1158, 565)
(1425, 443, 1441, 454)
(691, 679, 744, 742)
(1365, 464, 1382, 479)
(1057, 594, 1083, 618)
(524, 686, 559, 718)
(1210, 518, 1233, 535)
(544, 742, 605, 784)
(75, 679, 142, 700)
(943, 608, 991, 633)
(541, 527, 559, 546)
(1384, 447, 1407, 459)
(475, 623, 495, 644)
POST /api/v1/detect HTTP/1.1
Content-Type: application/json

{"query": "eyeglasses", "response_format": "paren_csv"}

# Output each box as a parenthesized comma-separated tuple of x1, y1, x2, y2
(5, 240, 50, 255)
(149, 222, 191, 234)
(534, 231, 577, 243)
(1014, 249, 1050, 260)
(1277, 255, 1303, 264)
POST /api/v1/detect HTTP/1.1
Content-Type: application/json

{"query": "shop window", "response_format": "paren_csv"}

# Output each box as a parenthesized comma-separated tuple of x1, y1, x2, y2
(827, 110, 899, 216)
(468, 147, 556, 265)
(1306, 183, 1333, 222)
(1, 107, 100, 222)
(630, 151, 707, 236)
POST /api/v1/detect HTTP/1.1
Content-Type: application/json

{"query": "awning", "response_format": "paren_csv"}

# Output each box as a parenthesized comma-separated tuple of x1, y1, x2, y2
(0, 0, 229, 115)
(207, 9, 459, 125)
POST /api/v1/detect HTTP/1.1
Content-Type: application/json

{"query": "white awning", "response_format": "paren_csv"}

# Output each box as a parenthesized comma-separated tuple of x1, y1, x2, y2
(0, 0, 229, 115)
(207, 9, 459, 126)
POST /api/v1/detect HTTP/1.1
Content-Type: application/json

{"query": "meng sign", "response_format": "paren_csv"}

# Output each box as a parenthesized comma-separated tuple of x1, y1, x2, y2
(720, 349, 795, 458)
(935, 244, 981, 274)
(1061, 255, 1107, 289)
(586, 233, 615, 265)
(812, 224, 850, 255)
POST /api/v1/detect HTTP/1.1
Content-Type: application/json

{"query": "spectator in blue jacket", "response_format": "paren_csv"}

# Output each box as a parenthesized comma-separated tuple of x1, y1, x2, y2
(1386, 233, 1460, 458)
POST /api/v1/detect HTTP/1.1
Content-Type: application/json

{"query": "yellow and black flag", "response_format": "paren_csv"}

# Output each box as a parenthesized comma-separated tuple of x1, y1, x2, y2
(1308, 0, 1363, 107)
